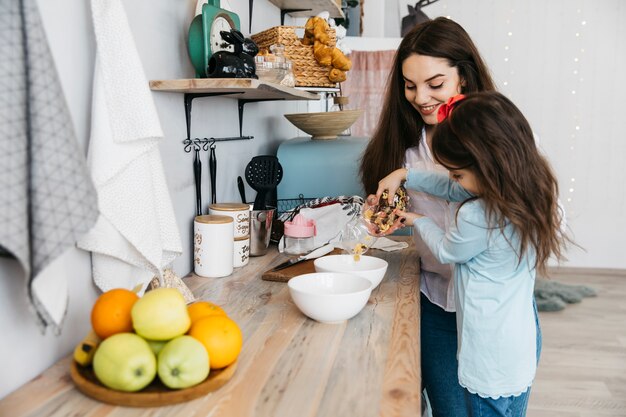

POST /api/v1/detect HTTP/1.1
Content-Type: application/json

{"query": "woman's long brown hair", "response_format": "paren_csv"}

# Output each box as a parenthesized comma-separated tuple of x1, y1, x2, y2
(360, 17, 496, 194)
(432, 92, 567, 275)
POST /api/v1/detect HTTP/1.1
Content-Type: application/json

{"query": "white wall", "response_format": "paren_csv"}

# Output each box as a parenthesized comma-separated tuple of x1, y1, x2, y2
(433, 1, 626, 270)
(0, 0, 308, 399)
(358, 0, 626, 270)
(2, 0, 624, 400)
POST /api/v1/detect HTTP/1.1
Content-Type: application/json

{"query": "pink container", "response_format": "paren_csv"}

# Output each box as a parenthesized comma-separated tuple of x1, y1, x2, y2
(283, 214, 316, 255)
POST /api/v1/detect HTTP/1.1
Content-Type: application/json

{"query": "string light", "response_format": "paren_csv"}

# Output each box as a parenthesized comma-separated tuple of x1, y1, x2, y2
(567, 8, 585, 208)
(501, 8, 515, 97)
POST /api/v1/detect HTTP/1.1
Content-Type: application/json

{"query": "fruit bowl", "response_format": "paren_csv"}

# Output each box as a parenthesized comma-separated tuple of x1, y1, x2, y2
(70, 360, 237, 407)
(284, 109, 364, 140)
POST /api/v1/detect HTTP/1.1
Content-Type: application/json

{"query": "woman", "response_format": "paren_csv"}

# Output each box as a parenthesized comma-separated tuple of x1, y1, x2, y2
(376, 92, 561, 416)
(360, 17, 496, 417)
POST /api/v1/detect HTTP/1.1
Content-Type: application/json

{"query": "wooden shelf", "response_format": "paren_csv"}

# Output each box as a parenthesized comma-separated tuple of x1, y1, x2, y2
(267, 0, 344, 19)
(149, 78, 319, 101)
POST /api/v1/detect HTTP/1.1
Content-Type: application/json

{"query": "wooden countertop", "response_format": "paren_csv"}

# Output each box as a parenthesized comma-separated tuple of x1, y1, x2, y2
(0, 238, 421, 417)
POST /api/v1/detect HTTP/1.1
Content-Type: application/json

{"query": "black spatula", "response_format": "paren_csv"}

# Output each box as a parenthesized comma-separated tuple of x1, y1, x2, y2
(245, 155, 283, 210)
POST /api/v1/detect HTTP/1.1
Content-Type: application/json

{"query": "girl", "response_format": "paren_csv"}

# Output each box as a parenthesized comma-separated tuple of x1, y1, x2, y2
(376, 92, 567, 416)
(360, 17, 496, 416)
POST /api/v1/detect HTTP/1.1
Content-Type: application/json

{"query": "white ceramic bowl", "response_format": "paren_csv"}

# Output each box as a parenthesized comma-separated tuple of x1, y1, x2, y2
(314, 255, 389, 289)
(287, 272, 373, 324)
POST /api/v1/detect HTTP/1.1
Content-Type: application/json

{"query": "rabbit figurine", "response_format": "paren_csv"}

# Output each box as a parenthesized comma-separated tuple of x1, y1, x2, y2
(207, 29, 258, 79)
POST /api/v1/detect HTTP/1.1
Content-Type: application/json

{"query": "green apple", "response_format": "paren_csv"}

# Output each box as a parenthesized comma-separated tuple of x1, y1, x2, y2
(93, 333, 156, 392)
(157, 335, 210, 389)
(132, 288, 191, 341)
(146, 339, 167, 356)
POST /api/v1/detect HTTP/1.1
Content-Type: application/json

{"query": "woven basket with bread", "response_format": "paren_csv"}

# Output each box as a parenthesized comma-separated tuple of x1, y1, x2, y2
(251, 18, 351, 88)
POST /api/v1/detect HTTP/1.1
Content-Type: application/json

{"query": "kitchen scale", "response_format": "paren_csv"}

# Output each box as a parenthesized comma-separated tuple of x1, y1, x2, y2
(188, 0, 241, 77)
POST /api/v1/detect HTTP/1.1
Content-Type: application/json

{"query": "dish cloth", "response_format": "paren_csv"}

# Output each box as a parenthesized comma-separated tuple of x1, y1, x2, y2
(275, 196, 408, 253)
(277, 196, 363, 252)
(371, 237, 409, 252)
(77, 0, 182, 293)
(0, 0, 99, 333)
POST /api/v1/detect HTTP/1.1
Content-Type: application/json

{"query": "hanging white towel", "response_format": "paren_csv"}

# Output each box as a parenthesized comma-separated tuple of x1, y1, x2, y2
(0, 0, 99, 334)
(77, 0, 182, 292)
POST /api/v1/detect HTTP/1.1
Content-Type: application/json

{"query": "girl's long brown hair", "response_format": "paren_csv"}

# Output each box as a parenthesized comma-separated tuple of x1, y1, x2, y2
(360, 17, 496, 194)
(432, 92, 567, 275)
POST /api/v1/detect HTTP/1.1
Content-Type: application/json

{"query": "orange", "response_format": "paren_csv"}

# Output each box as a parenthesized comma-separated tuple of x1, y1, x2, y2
(188, 315, 242, 369)
(187, 301, 227, 325)
(91, 288, 139, 339)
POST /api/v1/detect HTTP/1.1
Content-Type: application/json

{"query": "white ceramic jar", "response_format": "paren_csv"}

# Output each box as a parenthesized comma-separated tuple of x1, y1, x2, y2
(209, 203, 250, 238)
(194, 215, 234, 278)
(234, 235, 250, 267)
(209, 203, 251, 267)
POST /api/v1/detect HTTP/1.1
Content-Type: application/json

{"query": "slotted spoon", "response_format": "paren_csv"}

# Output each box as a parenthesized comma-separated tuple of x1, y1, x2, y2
(245, 155, 283, 210)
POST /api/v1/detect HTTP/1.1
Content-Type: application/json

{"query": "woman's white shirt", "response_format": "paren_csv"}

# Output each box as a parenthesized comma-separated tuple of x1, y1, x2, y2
(404, 128, 456, 311)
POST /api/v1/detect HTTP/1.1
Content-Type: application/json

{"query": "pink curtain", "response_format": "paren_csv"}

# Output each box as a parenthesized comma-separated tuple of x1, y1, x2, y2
(342, 50, 397, 137)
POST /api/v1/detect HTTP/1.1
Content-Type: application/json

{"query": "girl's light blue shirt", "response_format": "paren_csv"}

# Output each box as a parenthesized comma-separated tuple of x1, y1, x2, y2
(407, 169, 537, 399)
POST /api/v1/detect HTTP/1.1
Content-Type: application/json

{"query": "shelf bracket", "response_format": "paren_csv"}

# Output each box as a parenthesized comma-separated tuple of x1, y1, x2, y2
(184, 92, 257, 146)
(237, 98, 283, 138)
(280, 9, 312, 25)
(184, 92, 240, 140)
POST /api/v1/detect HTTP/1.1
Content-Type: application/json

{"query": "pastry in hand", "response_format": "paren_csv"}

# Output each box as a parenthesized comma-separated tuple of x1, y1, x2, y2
(363, 186, 409, 234)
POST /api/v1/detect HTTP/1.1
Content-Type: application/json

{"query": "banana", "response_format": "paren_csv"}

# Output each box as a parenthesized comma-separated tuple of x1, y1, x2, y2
(73, 330, 101, 367)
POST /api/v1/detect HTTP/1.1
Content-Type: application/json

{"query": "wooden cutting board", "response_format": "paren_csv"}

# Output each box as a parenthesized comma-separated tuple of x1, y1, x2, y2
(262, 249, 343, 282)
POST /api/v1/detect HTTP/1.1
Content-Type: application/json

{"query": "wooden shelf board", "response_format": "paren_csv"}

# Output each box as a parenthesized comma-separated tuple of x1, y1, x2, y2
(267, 0, 344, 19)
(149, 78, 320, 101)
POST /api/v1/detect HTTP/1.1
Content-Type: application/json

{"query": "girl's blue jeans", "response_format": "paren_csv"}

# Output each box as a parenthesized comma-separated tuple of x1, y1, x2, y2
(421, 293, 542, 417)
(421, 292, 468, 417)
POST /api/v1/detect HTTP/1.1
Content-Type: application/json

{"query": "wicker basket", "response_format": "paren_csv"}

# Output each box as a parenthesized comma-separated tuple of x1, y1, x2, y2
(251, 26, 337, 88)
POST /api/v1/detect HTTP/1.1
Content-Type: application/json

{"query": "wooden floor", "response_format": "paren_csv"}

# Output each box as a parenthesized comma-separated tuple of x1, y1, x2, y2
(528, 269, 626, 417)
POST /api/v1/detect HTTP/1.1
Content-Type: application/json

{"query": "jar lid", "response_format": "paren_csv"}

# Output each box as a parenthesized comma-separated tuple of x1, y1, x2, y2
(209, 203, 250, 211)
(283, 214, 316, 238)
(195, 215, 233, 224)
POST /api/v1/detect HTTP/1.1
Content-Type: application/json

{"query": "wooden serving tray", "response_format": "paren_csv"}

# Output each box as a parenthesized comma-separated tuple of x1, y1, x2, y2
(262, 249, 343, 282)
(70, 360, 236, 407)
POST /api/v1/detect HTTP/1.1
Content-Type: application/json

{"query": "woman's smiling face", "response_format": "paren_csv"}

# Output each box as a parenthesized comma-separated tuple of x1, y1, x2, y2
(402, 54, 464, 126)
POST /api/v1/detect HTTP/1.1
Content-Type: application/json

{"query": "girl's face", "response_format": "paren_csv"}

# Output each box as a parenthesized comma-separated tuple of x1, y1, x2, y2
(402, 54, 464, 126)
(448, 168, 480, 195)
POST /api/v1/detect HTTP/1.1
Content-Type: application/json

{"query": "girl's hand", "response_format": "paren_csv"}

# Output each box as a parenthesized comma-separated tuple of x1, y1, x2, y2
(394, 209, 423, 227)
(375, 168, 408, 205)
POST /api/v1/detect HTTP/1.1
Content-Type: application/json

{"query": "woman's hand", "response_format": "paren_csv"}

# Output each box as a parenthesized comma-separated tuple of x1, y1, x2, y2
(375, 168, 408, 205)
(363, 194, 378, 214)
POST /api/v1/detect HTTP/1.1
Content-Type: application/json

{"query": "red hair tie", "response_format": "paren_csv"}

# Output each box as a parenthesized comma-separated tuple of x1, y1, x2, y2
(437, 94, 466, 123)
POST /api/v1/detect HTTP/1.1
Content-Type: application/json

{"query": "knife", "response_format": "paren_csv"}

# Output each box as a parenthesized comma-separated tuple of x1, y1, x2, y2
(270, 243, 335, 272)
